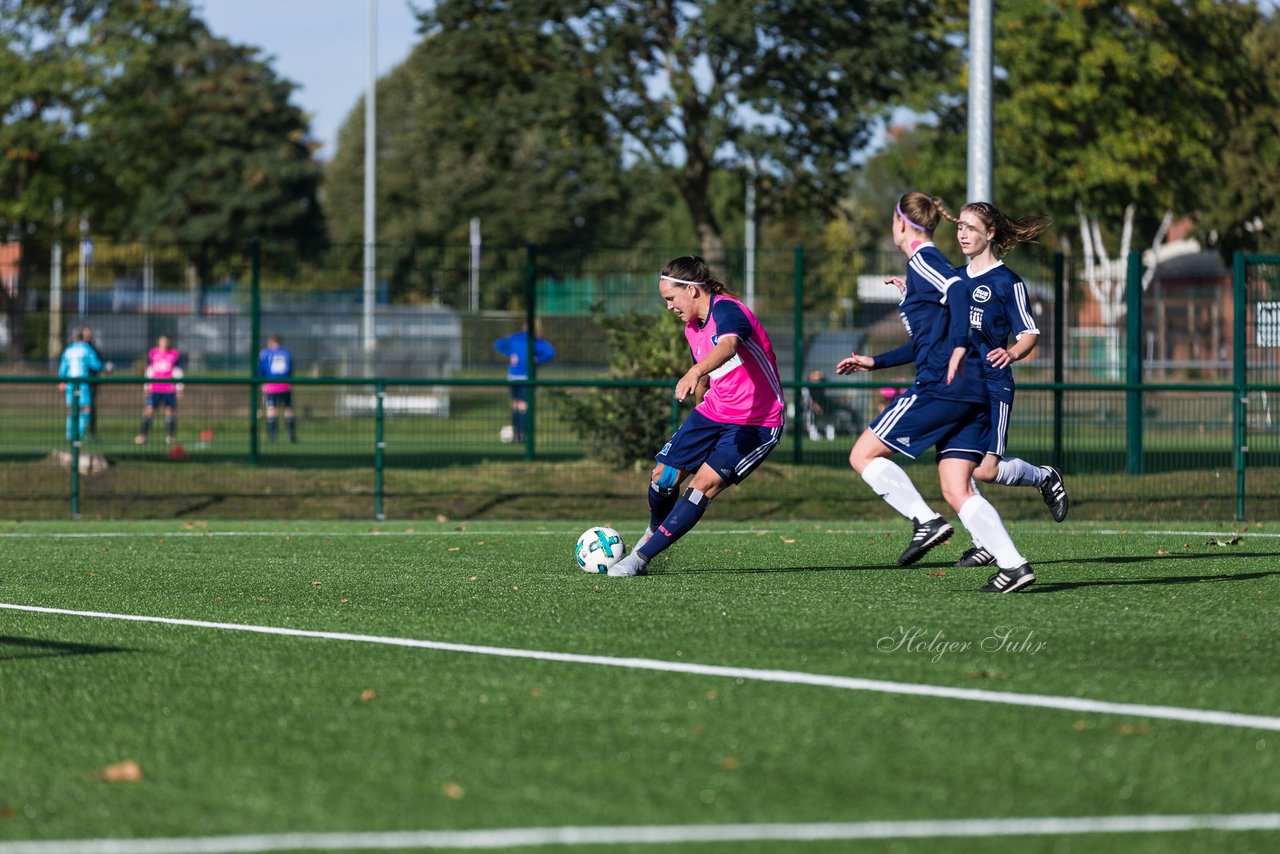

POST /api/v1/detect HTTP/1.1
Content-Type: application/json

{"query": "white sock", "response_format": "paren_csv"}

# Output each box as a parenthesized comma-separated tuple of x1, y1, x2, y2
(862, 457, 938, 524)
(957, 495, 1026, 569)
(995, 458, 1045, 487)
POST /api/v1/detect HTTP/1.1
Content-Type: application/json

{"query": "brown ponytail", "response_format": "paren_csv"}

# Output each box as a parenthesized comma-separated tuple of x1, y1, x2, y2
(962, 202, 1051, 256)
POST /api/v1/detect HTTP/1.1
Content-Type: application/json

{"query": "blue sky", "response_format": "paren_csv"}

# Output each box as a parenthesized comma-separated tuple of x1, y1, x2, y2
(198, 0, 423, 160)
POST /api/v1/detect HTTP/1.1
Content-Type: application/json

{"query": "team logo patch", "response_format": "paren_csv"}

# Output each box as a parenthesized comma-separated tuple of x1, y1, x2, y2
(973, 285, 993, 303)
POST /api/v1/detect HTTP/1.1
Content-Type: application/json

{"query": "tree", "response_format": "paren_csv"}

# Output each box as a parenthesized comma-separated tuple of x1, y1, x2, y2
(871, 1, 1261, 327)
(0, 0, 324, 357)
(1201, 13, 1280, 255)
(325, 4, 628, 289)
(411, 1, 951, 274)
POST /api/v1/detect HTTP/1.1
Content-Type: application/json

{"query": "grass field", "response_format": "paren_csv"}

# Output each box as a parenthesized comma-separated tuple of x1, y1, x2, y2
(2, 518, 1278, 853)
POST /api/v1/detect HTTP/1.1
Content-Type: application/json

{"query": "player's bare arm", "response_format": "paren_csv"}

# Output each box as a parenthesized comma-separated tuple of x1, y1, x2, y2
(675, 336, 739, 402)
(835, 353, 875, 374)
(987, 332, 1040, 369)
(946, 346, 966, 383)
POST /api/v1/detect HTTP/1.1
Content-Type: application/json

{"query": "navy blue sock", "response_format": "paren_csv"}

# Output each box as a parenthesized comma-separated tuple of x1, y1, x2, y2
(647, 483, 679, 531)
(639, 488, 710, 559)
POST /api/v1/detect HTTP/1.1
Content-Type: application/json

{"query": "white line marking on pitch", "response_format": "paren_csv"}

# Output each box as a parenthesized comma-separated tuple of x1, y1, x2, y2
(0, 813, 1277, 853)
(3, 602, 1279, 733)
(2, 526, 1278, 540)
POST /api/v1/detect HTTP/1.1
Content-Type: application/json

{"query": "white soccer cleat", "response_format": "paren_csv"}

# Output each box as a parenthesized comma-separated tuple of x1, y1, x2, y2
(607, 552, 649, 577)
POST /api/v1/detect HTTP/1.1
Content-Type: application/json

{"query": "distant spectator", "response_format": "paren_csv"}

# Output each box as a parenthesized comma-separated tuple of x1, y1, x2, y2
(494, 321, 555, 442)
(259, 333, 296, 443)
(58, 327, 103, 442)
(801, 369, 835, 441)
(135, 334, 183, 446)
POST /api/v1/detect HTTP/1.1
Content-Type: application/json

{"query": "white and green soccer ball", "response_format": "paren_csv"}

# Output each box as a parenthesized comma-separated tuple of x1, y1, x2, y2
(575, 526, 626, 574)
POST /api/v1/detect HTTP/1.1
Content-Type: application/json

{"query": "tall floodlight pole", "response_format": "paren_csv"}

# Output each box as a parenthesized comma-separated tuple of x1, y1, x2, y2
(362, 0, 378, 364)
(968, 0, 994, 204)
(469, 217, 481, 314)
(744, 166, 756, 310)
(49, 198, 63, 359)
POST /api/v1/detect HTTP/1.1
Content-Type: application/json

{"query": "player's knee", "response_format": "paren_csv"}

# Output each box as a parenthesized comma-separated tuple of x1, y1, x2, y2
(973, 461, 998, 482)
(650, 464, 683, 495)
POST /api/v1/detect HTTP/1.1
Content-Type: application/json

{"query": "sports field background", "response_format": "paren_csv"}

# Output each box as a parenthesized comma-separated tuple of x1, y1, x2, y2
(2, 519, 1278, 852)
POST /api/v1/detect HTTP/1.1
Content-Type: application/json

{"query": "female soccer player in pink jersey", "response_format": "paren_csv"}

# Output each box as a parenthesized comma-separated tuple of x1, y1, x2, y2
(135, 334, 183, 445)
(608, 256, 785, 577)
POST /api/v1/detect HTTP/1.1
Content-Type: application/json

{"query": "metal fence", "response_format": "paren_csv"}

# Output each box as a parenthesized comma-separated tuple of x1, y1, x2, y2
(1, 241, 1274, 521)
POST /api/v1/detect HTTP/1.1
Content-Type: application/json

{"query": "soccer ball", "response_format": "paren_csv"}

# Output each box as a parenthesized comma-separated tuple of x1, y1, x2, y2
(575, 526, 627, 574)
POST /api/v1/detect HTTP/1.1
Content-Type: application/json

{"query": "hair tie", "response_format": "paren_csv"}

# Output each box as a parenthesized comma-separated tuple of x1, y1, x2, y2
(661, 275, 707, 286)
(896, 202, 930, 233)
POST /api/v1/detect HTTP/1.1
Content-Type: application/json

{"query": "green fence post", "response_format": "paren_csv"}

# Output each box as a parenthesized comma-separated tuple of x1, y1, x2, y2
(1052, 252, 1065, 470)
(793, 245, 805, 464)
(375, 381, 386, 521)
(249, 237, 261, 466)
(70, 383, 82, 520)
(524, 243, 537, 461)
(1125, 250, 1144, 474)
(1233, 251, 1248, 521)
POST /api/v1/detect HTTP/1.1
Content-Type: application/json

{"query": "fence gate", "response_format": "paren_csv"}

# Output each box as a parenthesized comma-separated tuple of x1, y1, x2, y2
(1237, 253, 1280, 519)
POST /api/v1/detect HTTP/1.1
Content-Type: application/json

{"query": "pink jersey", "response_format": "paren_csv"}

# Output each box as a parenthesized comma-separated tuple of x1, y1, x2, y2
(685, 293, 784, 427)
(146, 348, 181, 392)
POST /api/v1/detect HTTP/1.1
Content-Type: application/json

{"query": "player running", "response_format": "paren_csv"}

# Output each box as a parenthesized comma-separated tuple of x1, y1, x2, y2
(607, 255, 784, 577)
(944, 201, 1068, 570)
(838, 192, 1035, 592)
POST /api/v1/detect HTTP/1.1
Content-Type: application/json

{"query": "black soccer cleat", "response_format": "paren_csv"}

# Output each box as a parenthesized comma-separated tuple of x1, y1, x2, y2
(898, 516, 954, 566)
(955, 545, 996, 567)
(1039, 466, 1069, 523)
(981, 563, 1036, 593)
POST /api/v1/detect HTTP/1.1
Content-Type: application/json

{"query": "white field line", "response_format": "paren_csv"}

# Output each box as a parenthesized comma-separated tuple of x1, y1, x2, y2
(1, 527, 1278, 539)
(0, 813, 1278, 853)
(3, 602, 1279, 733)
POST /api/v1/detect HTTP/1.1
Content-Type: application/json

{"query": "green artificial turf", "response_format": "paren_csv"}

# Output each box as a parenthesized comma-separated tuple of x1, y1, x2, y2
(1, 519, 1277, 853)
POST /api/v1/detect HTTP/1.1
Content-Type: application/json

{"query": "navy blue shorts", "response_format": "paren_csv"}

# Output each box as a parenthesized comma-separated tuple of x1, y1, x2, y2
(984, 382, 1014, 457)
(869, 390, 988, 463)
(656, 409, 782, 485)
(145, 392, 178, 410)
(264, 391, 293, 409)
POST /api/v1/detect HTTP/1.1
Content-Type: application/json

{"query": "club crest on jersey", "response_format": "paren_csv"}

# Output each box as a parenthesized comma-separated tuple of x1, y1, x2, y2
(973, 285, 993, 303)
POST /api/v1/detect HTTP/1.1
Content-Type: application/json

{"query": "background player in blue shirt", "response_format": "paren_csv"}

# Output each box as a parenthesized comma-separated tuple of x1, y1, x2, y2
(58, 328, 104, 441)
(259, 333, 297, 443)
(494, 322, 555, 443)
(838, 192, 1035, 591)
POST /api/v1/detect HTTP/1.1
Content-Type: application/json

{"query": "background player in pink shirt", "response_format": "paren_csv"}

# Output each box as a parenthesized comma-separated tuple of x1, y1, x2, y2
(608, 255, 784, 577)
(135, 334, 183, 445)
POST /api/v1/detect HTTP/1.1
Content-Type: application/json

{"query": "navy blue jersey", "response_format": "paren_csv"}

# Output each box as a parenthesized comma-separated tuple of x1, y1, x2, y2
(871, 243, 986, 403)
(950, 261, 1039, 390)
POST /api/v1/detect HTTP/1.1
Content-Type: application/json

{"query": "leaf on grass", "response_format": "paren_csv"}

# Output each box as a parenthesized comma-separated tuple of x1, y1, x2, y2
(360, 690, 377, 702)
(469, 576, 478, 582)
(340, 598, 350, 604)
(95, 759, 143, 782)
(928, 571, 946, 577)
(1072, 720, 1088, 732)
(448, 547, 460, 552)
(441, 782, 464, 800)
(0, 804, 14, 820)
(1114, 722, 1149, 735)
(780, 538, 796, 544)
(435, 515, 448, 523)
(1156, 549, 1170, 556)
(1205, 535, 1241, 547)
(720, 757, 740, 770)
(311, 581, 322, 587)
